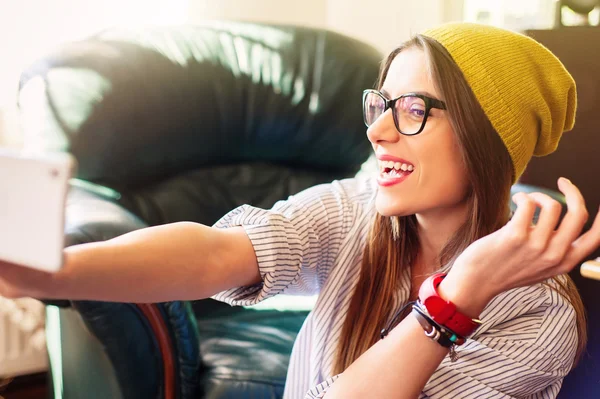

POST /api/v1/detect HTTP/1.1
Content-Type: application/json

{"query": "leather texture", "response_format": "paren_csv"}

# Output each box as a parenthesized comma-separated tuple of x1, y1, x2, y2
(19, 22, 381, 188)
(18, 21, 382, 399)
(193, 302, 308, 399)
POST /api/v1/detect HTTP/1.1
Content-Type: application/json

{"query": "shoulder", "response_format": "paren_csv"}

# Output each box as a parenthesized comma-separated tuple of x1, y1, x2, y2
(266, 177, 377, 224)
(214, 177, 377, 227)
(333, 176, 378, 200)
(290, 177, 377, 208)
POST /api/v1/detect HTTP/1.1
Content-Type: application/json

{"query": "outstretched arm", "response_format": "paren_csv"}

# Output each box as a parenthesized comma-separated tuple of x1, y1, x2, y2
(0, 222, 260, 303)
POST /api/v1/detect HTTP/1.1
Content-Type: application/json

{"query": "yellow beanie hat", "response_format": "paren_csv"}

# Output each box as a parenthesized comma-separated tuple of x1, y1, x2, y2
(422, 23, 577, 181)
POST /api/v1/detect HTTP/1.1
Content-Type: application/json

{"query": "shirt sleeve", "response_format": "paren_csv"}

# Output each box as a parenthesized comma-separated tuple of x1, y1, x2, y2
(211, 178, 376, 307)
(304, 375, 340, 399)
(421, 278, 578, 399)
(305, 278, 578, 399)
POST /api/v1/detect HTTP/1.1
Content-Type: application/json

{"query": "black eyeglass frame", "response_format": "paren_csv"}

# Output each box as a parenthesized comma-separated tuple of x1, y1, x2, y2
(362, 89, 447, 136)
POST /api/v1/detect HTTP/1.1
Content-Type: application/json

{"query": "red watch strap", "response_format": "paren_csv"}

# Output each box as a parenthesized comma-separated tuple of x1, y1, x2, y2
(418, 273, 481, 337)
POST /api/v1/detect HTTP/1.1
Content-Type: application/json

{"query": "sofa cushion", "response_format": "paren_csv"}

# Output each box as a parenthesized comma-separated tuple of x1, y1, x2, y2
(195, 302, 308, 399)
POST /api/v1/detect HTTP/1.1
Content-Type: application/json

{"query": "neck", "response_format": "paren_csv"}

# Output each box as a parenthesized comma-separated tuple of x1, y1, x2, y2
(414, 202, 469, 273)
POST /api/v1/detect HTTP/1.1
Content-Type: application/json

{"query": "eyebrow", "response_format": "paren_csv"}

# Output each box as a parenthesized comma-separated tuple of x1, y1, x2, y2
(380, 88, 438, 99)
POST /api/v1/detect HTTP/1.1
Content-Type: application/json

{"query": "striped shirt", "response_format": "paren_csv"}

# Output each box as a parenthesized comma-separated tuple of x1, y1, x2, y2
(212, 178, 577, 399)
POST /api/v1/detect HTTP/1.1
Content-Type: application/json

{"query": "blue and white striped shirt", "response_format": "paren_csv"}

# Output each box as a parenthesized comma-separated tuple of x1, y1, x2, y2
(212, 178, 577, 399)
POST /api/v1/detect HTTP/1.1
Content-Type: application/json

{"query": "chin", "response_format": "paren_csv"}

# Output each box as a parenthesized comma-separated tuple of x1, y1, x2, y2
(375, 196, 415, 217)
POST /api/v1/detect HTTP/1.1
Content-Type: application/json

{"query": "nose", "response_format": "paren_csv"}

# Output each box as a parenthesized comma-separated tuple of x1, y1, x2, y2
(366, 109, 400, 145)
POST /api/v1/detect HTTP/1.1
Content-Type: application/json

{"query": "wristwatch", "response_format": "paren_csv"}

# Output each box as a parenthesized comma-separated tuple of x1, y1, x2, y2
(418, 273, 482, 338)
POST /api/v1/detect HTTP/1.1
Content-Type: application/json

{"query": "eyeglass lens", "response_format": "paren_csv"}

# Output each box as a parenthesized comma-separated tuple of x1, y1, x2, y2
(363, 92, 427, 135)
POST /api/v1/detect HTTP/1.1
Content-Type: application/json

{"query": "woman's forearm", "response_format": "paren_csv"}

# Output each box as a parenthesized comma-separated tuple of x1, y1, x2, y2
(325, 314, 448, 398)
(325, 276, 489, 399)
(38, 222, 260, 302)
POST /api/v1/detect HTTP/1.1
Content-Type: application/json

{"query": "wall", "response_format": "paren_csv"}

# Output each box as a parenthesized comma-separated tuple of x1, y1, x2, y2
(187, 0, 327, 28)
(0, 0, 190, 147)
(0, 0, 462, 147)
(327, 0, 457, 54)
(188, 0, 463, 53)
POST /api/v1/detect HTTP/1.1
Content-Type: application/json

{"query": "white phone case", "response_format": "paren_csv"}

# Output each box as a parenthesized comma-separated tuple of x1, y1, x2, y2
(0, 150, 76, 273)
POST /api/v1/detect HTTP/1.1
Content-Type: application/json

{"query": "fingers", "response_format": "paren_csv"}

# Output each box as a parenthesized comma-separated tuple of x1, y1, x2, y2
(509, 192, 537, 233)
(508, 182, 583, 270)
(527, 192, 563, 243)
(556, 207, 600, 274)
(552, 178, 589, 253)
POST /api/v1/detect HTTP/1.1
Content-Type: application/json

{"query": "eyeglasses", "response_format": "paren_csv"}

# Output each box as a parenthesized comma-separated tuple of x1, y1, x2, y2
(362, 89, 447, 135)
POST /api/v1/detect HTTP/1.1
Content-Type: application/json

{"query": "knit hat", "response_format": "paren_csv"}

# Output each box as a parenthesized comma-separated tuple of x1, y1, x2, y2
(422, 23, 577, 181)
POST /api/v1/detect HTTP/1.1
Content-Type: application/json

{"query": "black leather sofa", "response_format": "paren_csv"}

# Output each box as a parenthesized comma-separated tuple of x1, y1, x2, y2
(17, 21, 598, 399)
(18, 21, 382, 399)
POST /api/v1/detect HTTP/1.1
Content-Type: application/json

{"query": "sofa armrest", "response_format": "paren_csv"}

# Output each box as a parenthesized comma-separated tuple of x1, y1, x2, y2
(52, 183, 201, 399)
(70, 300, 200, 399)
(65, 181, 147, 245)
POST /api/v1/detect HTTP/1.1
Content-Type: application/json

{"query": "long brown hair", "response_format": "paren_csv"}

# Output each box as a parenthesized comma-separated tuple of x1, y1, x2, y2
(333, 35, 586, 374)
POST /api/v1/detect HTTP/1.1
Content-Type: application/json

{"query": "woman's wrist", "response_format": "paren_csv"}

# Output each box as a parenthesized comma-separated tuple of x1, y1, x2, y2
(17, 265, 66, 300)
(39, 243, 97, 299)
(436, 270, 495, 319)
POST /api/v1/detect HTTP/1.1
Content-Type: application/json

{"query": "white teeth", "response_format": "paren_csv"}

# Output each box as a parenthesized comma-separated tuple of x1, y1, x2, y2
(378, 160, 414, 173)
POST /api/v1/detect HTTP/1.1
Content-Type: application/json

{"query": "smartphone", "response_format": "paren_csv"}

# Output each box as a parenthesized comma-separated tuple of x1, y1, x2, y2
(0, 150, 76, 273)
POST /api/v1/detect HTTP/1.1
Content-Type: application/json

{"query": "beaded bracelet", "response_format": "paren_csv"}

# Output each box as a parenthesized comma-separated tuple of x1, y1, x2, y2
(380, 300, 467, 363)
(411, 307, 455, 348)
(380, 301, 465, 344)
(411, 305, 464, 362)
(413, 301, 466, 345)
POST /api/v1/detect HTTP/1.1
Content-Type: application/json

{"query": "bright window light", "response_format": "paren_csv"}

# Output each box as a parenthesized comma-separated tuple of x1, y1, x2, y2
(0, 0, 189, 108)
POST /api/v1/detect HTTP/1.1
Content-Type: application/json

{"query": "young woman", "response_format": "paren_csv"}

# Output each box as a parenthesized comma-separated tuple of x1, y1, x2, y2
(1, 23, 599, 398)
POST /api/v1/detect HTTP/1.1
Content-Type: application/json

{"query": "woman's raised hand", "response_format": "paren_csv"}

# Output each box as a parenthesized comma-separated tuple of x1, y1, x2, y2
(441, 177, 600, 316)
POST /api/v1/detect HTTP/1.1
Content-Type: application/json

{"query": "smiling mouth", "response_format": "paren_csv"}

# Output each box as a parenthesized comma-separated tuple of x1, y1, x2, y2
(378, 160, 414, 178)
